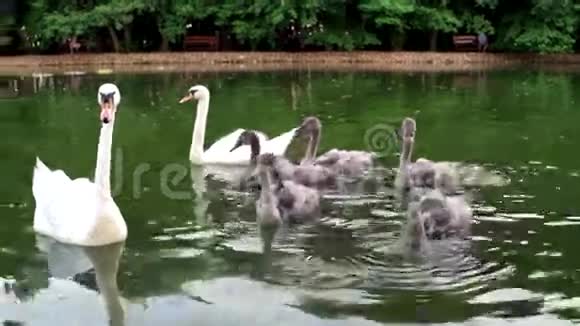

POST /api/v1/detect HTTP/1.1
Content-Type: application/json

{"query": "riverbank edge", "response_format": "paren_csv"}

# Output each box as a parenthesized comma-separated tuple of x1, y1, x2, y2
(2, 51, 580, 74)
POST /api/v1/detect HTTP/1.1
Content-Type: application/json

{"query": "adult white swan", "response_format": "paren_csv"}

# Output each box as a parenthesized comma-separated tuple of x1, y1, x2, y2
(32, 83, 127, 246)
(178, 85, 297, 165)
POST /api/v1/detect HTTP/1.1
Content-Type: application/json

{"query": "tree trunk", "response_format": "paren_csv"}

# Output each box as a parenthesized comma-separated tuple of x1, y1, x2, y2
(107, 25, 122, 53)
(389, 28, 405, 51)
(155, 16, 170, 52)
(429, 30, 438, 51)
(123, 26, 132, 52)
(160, 35, 169, 52)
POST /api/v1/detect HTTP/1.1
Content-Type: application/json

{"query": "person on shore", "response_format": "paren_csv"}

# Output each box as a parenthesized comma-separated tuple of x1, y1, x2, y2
(478, 32, 488, 52)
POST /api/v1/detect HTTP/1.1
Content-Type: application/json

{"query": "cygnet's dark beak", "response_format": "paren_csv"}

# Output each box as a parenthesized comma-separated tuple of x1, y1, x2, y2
(230, 139, 243, 152)
(294, 123, 307, 139)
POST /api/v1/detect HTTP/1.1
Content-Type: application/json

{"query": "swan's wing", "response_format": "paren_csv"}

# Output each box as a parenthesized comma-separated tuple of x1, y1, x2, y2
(446, 196, 473, 221)
(316, 149, 374, 166)
(314, 149, 374, 179)
(278, 181, 320, 218)
(314, 149, 341, 166)
(261, 127, 297, 156)
(37, 178, 100, 244)
(276, 182, 296, 210)
(202, 165, 251, 184)
(203, 129, 269, 164)
(33, 157, 73, 207)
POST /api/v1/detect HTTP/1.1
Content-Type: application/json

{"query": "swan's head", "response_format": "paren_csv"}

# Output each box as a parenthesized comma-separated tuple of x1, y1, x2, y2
(179, 85, 210, 104)
(400, 117, 416, 140)
(295, 116, 321, 139)
(231, 130, 260, 153)
(97, 83, 121, 124)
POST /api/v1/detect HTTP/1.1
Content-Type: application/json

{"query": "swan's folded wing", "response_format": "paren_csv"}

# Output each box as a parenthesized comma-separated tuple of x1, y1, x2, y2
(314, 149, 341, 166)
(41, 178, 99, 244)
(261, 127, 297, 156)
(276, 184, 295, 210)
(33, 158, 73, 207)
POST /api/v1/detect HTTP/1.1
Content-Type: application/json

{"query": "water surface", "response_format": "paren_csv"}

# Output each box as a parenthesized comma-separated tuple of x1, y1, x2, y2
(1, 69, 580, 325)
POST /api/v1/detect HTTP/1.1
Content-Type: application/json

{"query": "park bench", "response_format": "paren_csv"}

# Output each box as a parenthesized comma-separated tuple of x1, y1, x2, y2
(452, 35, 478, 51)
(183, 35, 219, 51)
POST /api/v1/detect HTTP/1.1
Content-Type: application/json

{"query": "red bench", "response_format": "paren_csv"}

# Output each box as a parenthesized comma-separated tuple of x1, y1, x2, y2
(184, 35, 219, 51)
(452, 35, 478, 51)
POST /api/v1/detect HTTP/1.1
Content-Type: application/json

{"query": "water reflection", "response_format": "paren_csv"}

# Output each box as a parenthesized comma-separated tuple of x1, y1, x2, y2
(0, 77, 17, 98)
(0, 237, 125, 326)
(2, 70, 580, 324)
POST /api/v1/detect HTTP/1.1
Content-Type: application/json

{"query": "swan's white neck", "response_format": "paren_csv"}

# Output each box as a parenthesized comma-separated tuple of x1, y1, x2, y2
(95, 120, 115, 196)
(190, 96, 209, 164)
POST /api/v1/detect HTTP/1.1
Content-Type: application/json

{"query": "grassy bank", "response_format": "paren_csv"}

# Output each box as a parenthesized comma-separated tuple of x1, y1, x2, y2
(2, 52, 580, 75)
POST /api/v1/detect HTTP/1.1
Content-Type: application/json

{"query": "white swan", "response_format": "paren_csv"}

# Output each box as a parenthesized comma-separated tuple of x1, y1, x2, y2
(178, 85, 297, 165)
(32, 83, 127, 246)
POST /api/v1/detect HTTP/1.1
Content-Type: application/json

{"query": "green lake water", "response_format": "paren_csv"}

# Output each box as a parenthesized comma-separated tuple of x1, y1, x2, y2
(1, 69, 580, 325)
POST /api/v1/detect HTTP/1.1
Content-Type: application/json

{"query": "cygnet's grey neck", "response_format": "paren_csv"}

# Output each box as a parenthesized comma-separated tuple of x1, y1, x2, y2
(302, 128, 320, 164)
(248, 133, 261, 163)
(400, 136, 414, 169)
(258, 168, 276, 205)
(406, 205, 427, 251)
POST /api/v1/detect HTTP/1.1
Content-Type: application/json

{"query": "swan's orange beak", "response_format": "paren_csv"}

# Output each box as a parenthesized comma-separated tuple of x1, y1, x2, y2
(100, 101, 113, 124)
(179, 93, 194, 104)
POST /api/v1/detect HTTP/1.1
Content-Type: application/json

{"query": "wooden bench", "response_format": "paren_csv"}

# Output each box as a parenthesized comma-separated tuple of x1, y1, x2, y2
(184, 35, 219, 51)
(452, 35, 478, 51)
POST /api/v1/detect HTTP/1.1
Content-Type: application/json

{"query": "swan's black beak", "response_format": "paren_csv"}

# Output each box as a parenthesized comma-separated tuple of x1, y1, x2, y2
(230, 139, 243, 152)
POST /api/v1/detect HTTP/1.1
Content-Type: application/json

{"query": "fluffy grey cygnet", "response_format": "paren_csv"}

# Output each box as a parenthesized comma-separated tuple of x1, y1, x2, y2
(231, 130, 336, 189)
(254, 153, 321, 223)
(296, 116, 376, 179)
(404, 188, 472, 252)
(395, 117, 460, 199)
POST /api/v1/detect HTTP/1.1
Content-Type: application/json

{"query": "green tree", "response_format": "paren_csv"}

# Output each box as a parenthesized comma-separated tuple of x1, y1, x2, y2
(25, 0, 148, 52)
(359, 0, 415, 50)
(408, 0, 460, 51)
(19, 0, 580, 53)
(494, 0, 579, 53)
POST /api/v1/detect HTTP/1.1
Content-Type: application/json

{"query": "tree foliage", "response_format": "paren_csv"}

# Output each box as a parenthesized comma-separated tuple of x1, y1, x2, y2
(18, 0, 580, 53)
